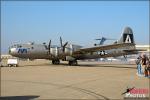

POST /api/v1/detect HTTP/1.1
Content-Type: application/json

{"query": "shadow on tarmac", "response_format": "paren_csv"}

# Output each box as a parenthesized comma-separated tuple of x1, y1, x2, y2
(2, 80, 110, 100)
(78, 64, 136, 69)
(56, 63, 137, 69)
(3, 61, 136, 70)
(0, 95, 40, 100)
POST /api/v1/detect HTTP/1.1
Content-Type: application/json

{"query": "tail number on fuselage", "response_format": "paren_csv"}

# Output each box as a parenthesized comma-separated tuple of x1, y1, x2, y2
(18, 48, 27, 53)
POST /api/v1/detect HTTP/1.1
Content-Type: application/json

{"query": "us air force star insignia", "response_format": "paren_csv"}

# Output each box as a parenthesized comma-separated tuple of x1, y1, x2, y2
(101, 51, 105, 55)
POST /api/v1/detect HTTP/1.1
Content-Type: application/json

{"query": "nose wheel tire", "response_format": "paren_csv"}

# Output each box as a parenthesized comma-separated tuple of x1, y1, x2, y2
(52, 60, 60, 65)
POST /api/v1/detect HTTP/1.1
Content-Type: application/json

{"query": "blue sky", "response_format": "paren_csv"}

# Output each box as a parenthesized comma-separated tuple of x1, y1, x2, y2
(1, 1, 149, 54)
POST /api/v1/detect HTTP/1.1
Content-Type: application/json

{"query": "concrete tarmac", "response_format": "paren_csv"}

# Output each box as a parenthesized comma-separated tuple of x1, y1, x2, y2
(1, 60, 149, 99)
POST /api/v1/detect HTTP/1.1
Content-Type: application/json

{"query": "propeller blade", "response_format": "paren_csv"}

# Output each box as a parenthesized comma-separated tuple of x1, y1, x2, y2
(95, 39, 102, 40)
(48, 40, 51, 54)
(60, 37, 63, 47)
(62, 42, 68, 52)
(60, 36, 68, 52)
(63, 42, 68, 47)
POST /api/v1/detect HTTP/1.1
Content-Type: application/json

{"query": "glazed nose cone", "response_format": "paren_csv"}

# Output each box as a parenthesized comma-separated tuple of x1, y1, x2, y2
(9, 47, 18, 55)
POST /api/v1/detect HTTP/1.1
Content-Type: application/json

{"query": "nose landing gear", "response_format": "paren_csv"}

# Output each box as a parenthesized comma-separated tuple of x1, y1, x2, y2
(51, 59, 78, 66)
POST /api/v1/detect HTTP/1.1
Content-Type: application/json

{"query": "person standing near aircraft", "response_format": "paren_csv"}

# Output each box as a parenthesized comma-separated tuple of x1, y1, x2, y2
(145, 57, 150, 77)
(136, 55, 142, 75)
(147, 58, 150, 77)
(141, 53, 148, 77)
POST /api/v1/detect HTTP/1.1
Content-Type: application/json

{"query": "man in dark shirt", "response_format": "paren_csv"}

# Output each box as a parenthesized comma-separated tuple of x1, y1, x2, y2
(141, 54, 148, 77)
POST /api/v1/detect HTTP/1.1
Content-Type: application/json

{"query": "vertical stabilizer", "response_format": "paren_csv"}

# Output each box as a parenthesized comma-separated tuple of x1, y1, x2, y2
(118, 27, 135, 44)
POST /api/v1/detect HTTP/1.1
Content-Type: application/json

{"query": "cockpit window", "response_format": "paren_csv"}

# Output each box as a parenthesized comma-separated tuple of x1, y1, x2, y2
(11, 44, 17, 48)
(11, 44, 22, 48)
(16, 44, 22, 48)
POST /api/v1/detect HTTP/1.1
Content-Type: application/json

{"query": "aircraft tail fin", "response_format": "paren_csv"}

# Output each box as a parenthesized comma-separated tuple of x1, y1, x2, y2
(118, 27, 135, 44)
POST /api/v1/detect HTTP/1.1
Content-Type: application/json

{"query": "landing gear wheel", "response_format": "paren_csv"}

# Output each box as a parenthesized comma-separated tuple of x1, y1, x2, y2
(52, 60, 60, 65)
(56, 60, 60, 64)
(52, 60, 55, 64)
(68, 60, 78, 66)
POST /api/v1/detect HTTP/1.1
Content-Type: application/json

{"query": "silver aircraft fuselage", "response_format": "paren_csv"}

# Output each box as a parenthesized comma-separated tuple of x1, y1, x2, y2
(9, 43, 137, 60)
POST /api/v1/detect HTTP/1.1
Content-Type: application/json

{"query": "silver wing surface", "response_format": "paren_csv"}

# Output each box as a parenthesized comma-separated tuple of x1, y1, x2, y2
(72, 43, 136, 55)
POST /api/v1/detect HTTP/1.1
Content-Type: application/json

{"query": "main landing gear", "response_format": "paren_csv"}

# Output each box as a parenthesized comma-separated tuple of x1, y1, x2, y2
(52, 59, 60, 65)
(68, 60, 78, 66)
(51, 59, 78, 66)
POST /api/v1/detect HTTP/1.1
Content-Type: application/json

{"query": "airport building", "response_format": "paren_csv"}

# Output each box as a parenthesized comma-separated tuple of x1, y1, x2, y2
(135, 45, 150, 57)
(136, 45, 150, 52)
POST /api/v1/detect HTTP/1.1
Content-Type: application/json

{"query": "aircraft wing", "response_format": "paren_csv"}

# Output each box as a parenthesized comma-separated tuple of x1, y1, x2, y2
(73, 43, 135, 55)
(123, 49, 146, 52)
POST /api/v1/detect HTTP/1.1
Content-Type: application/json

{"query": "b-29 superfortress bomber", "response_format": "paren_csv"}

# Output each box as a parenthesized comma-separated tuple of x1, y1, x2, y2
(9, 27, 142, 65)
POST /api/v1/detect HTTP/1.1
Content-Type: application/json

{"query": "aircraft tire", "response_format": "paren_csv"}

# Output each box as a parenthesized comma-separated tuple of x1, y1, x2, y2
(52, 60, 55, 64)
(68, 61, 72, 66)
(68, 60, 77, 66)
(56, 60, 60, 64)
(8, 64, 11, 67)
(52, 60, 60, 65)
